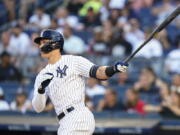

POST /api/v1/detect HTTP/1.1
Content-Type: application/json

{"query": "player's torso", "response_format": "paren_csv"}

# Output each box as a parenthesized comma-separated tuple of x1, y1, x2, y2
(40, 55, 85, 114)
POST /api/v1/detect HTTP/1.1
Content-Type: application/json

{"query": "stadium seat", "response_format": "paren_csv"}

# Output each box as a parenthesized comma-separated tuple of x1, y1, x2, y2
(92, 95, 104, 108)
(0, 82, 22, 103)
(73, 31, 93, 44)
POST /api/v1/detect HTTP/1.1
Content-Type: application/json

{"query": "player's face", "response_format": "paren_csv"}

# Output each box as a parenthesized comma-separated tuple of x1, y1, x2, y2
(39, 39, 51, 58)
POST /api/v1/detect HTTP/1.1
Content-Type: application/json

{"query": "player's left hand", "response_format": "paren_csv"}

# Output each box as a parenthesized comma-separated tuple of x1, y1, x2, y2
(38, 73, 54, 94)
(114, 62, 128, 72)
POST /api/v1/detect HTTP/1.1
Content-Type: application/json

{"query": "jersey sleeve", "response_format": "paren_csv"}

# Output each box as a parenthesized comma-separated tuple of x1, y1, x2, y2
(74, 56, 95, 78)
(32, 72, 48, 112)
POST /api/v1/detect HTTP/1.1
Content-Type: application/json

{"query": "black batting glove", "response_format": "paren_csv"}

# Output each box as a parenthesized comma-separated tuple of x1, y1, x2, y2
(38, 73, 54, 94)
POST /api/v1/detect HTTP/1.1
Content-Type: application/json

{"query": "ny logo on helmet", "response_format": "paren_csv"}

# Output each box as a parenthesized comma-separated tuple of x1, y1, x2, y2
(56, 65, 68, 78)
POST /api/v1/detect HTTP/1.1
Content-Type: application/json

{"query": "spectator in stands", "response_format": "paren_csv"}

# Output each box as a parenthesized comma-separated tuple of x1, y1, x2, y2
(111, 28, 132, 57)
(79, 0, 102, 16)
(99, 0, 110, 22)
(90, 27, 109, 55)
(66, 0, 85, 15)
(80, 7, 102, 29)
(9, 24, 31, 56)
(63, 24, 86, 54)
(145, 90, 180, 118)
(117, 72, 131, 87)
(0, 31, 11, 55)
(160, 91, 180, 118)
(0, 87, 10, 110)
(86, 78, 105, 98)
(55, 7, 79, 29)
(158, 29, 173, 56)
(97, 88, 124, 112)
(0, 52, 22, 82)
(29, 6, 51, 29)
(28, 32, 40, 56)
(3, 0, 16, 21)
(19, 0, 37, 20)
(101, 20, 113, 50)
(85, 95, 94, 111)
(165, 37, 180, 74)
(171, 74, 180, 92)
(152, 0, 175, 25)
(159, 83, 171, 103)
(125, 18, 144, 50)
(125, 87, 145, 115)
(134, 67, 165, 94)
(10, 90, 31, 113)
(133, 28, 163, 58)
(108, 9, 120, 26)
(109, 0, 126, 9)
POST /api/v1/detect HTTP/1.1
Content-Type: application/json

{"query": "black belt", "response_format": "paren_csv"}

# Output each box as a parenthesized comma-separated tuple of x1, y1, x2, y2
(57, 106, 74, 120)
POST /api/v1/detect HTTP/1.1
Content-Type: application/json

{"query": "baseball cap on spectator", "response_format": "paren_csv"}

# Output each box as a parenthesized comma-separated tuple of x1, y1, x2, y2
(16, 87, 27, 96)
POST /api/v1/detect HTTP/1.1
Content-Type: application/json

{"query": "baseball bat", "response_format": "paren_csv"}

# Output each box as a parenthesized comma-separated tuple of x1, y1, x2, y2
(123, 5, 180, 63)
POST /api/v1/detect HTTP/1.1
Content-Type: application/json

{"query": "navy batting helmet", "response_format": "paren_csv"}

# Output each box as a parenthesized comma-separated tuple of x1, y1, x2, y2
(34, 29, 64, 53)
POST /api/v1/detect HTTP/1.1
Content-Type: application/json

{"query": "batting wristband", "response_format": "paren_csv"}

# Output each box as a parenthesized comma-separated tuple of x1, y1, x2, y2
(38, 88, 45, 94)
(105, 66, 117, 77)
(89, 65, 100, 78)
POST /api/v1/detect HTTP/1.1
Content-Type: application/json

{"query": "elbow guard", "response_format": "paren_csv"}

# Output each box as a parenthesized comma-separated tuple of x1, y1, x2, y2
(89, 65, 100, 78)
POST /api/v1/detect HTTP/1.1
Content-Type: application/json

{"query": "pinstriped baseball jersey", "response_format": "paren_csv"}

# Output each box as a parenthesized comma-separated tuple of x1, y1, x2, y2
(33, 55, 94, 115)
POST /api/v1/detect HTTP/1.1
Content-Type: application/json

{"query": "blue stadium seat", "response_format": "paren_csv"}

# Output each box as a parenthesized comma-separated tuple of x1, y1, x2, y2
(0, 82, 22, 103)
(73, 31, 93, 44)
(111, 111, 143, 118)
(92, 95, 104, 108)
(0, 110, 22, 116)
(93, 111, 112, 118)
(139, 93, 160, 105)
(113, 85, 130, 102)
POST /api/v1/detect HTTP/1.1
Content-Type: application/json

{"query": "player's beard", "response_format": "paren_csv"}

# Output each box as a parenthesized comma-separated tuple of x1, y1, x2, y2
(40, 51, 50, 59)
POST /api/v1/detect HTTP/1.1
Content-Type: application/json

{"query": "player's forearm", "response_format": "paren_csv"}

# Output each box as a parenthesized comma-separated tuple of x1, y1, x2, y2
(96, 66, 110, 80)
(90, 62, 128, 80)
(32, 93, 47, 113)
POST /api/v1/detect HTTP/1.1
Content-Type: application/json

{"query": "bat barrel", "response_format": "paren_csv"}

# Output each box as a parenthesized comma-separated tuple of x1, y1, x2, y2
(123, 4, 180, 63)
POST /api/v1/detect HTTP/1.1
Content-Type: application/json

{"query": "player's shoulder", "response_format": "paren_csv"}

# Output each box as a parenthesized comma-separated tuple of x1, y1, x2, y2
(35, 68, 47, 80)
(62, 54, 86, 61)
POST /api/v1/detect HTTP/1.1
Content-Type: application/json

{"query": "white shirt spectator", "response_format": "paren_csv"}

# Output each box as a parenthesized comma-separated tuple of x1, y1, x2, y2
(86, 85, 105, 98)
(58, 16, 79, 29)
(165, 49, 180, 73)
(9, 32, 31, 56)
(29, 13, 51, 29)
(0, 87, 9, 110)
(0, 43, 11, 55)
(125, 29, 144, 49)
(10, 100, 31, 113)
(0, 101, 10, 110)
(133, 39, 163, 58)
(64, 36, 86, 54)
(109, 0, 126, 9)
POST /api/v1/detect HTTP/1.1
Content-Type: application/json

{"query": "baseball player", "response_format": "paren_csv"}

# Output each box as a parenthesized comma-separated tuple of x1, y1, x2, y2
(32, 29, 128, 135)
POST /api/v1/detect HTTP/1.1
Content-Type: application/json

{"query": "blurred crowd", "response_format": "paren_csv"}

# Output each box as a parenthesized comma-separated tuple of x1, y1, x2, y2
(0, 0, 180, 118)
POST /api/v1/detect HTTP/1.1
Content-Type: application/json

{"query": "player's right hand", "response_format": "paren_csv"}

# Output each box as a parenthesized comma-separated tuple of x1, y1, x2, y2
(114, 62, 128, 73)
(38, 73, 54, 94)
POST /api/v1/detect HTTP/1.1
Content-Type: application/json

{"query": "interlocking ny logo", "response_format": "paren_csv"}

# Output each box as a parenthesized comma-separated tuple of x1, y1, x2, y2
(56, 65, 68, 78)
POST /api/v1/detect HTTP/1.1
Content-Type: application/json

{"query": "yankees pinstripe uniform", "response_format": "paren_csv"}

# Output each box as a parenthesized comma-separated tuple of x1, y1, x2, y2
(32, 29, 128, 135)
(32, 55, 95, 135)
